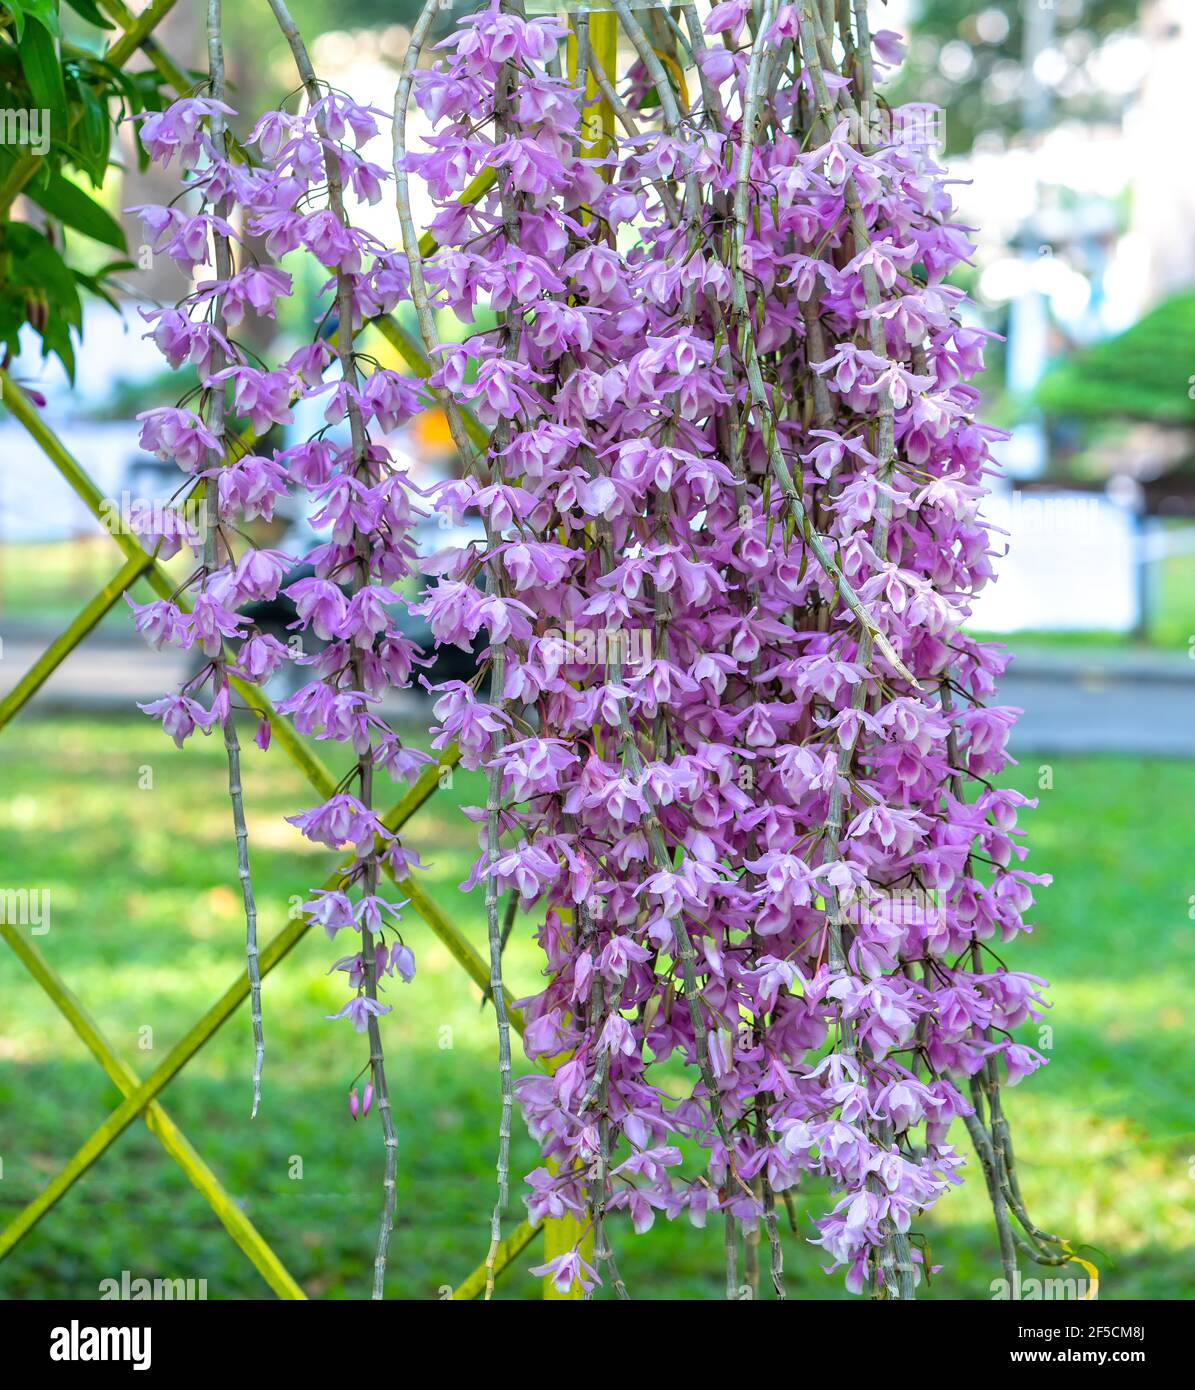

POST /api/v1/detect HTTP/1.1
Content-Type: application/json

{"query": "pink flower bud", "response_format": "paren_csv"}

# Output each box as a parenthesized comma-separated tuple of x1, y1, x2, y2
(348, 1086, 359, 1120)
(362, 1081, 374, 1117)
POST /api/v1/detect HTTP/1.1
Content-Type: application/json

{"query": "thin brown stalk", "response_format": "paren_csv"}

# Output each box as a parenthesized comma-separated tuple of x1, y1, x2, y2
(206, 0, 264, 1119)
(267, 0, 399, 1298)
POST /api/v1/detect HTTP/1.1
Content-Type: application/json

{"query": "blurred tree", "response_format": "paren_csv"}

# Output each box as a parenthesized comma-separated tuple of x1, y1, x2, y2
(888, 0, 1139, 153)
(1036, 291, 1195, 425)
(286, 0, 425, 32)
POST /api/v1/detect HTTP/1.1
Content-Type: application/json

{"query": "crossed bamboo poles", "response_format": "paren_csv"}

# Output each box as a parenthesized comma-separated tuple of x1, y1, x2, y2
(0, 0, 560, 1300)
(0, 360, 548, 1296)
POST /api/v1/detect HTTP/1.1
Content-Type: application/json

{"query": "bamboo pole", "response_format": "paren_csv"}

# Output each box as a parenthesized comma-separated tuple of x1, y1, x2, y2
(0, 749, 457, 1261)
(0, 554, 152, 731)
(1, 924, 305, 1298)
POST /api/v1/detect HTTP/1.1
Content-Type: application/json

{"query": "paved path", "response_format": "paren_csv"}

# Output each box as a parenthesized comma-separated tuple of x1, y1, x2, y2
(0, 636, 430, 721)
(0, 637, 186, 711)
(1, 634, 1192, 756)
(996, 645, 1194, 756)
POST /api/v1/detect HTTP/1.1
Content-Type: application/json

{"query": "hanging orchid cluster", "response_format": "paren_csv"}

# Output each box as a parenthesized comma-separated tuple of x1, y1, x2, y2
(122, 0, 1063, 1300)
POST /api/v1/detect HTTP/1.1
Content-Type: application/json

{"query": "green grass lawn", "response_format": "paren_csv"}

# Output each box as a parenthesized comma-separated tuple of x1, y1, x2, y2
(0, 714, 1192, 1299)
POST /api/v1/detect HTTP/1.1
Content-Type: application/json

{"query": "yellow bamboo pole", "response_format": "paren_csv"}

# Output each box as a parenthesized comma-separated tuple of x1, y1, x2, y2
(0, 748, 457, 1265)
(533, 13, 620, 1300)
(450, 1219, 543, 1300)
(0, 553, 153, 731)
(542, 1156, 592, 1301)
(569, 11, 618, 162)
(1, 924, 306, 1298)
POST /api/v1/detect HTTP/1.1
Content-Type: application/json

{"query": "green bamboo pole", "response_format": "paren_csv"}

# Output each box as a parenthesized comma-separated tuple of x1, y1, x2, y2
(0, 913, 318, 1263)
(0, 368, 337, 799)
(0, 3, 547, 1291)
(0, 1, 189, 218)
(0, 373, 489, 1034)
(450, 1218, 542, 1300)
(0, 376, 492, 1016)
(0, 0, 481, 393)
(0, 553, 152, 731)
(366, 312, 489, 451)
(399, 875, 524, 1033)
(0, 923, 305, 1299)
(103, 0, 193, 96)
(0, 749, 459, 1261)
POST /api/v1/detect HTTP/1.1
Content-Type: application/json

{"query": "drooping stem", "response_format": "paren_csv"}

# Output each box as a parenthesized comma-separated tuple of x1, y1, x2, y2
(206, 0, 265, 1119)
(393, 0, 517, 1295)
(940, 675, 1065, 1273)
(597, 534, 742, 1188)
(482, 632, 512, 1301)
(580, 904, 630, 1300)
(266, 0, 399, 1298)
(724, 1210, 740, 1300)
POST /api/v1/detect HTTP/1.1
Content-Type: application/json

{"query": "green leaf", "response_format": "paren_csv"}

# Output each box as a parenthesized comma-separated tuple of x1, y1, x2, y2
(29, 168, 125, 249)
(6, 221, 82, 324)
(63, 0, 114, 28)
(17, 18, 69, 142)
(2, 0, 62, 43)
(0, 289, 26, 347)
(73, 260, 133, 314)
(71, 80, 111, 185)
(2, 0, 25, 40)
(0, 222, 82, 380)
(41, 305, 77, 381)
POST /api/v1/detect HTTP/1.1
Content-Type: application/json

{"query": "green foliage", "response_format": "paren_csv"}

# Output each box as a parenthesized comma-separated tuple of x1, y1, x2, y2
(1036, 292, 1195, 426)
(61, 0, 113, 29)
(0, 0, 169, 379)
(0, 221, 80, 374)
(284, 0, 423, 30)
(3, 0, 63, 43)
(886, 0, 1138, 154)
(31, 166, 123, 247)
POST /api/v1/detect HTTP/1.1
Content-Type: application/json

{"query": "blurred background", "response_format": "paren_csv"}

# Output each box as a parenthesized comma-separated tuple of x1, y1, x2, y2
(0, 0, 1192, 1299)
